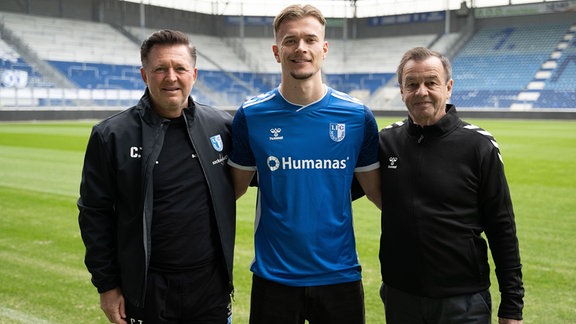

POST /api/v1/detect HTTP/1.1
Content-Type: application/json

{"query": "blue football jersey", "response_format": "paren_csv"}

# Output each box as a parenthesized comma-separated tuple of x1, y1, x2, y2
(229, 86, 379, 286)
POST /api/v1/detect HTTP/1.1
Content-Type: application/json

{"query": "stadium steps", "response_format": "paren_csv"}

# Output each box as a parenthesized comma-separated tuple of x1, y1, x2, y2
(451, 22, 574, 109)
(510, 23, 575, 109)
(0, 13, 76, 89)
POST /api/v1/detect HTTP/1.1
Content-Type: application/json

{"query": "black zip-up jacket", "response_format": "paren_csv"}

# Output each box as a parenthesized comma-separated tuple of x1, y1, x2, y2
(78, 90, 235, 306)
(378, 105, 524, 320)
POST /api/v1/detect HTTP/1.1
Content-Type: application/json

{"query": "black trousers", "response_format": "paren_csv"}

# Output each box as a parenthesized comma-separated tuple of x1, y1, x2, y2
(380, 283, 492, 324)
(249, 274, 365, 324)
(125, 264, 231, 324)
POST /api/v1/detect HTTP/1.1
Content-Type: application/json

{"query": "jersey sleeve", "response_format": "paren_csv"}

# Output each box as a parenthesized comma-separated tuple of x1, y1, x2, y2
(355, 106, 380, 172)
(228, 107, 257, 170)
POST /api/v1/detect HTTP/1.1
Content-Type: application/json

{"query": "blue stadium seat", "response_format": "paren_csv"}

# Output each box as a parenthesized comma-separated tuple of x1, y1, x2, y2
(452, 23, 575, 108)
(1, 10, 574, 109)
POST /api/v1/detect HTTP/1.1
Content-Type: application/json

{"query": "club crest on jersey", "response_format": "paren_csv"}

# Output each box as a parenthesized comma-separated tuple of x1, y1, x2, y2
(329, 123, 346, 142)
(210, 134, 224, 152)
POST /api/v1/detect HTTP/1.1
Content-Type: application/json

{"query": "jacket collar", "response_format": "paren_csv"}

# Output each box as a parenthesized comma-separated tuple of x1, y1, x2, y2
(407, 104, 460, 138)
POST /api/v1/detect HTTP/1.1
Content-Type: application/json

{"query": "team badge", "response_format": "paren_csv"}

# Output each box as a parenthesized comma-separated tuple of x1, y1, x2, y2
(329, 123, 346, 142)
(210, 134, 224, 152)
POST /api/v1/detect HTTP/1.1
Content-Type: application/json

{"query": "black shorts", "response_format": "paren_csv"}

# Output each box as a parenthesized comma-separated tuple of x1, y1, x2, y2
(249, 274, 365, 324)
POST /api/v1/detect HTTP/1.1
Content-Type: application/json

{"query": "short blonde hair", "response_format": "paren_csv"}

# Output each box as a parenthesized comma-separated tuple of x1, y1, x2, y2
(273, 4, 326, 40)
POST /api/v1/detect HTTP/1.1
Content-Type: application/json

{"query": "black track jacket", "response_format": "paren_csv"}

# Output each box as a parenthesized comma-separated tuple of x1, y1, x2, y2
(78, 90, 235, 307)
(378, 105, 524, 320)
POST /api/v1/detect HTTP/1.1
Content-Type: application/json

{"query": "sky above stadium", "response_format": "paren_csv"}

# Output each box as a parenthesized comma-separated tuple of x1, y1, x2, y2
(121, 0, 552, 17)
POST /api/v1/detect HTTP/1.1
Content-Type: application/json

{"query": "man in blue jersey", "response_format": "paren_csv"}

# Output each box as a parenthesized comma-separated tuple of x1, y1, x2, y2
(228, 4, 381, 324)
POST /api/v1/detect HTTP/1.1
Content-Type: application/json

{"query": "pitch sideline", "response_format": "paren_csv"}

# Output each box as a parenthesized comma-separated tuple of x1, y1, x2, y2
(0, 306, 51, 324)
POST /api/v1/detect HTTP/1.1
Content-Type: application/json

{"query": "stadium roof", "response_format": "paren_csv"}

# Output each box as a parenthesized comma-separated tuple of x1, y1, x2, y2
(121, 0, 553, 18)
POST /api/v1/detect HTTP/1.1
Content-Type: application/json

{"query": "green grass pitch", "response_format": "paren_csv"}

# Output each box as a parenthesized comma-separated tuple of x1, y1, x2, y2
(0, 117, 575, 323)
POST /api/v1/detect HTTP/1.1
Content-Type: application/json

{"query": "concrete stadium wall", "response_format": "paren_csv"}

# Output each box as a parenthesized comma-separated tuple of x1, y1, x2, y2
(0, 0, 223, 37)
(1, 108, 575, 122)
(0, 109, 124, 122)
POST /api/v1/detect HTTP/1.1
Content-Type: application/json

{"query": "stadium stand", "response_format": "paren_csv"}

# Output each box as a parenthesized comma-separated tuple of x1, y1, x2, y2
(0, 38, 51, 88)
(0, 11, 444, 108)
(532, 23, 576, 108)
(125, 26, 257, 106)
(0, 11, 143, 106)
(0, 1, 574, 117)
(451, 22, 576, 109)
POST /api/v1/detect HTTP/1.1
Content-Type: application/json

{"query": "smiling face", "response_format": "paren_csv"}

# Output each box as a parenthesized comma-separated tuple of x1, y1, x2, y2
(140, 44, 197, 118)
(272, 16, 327, 82)
(400, 56, 453, 126)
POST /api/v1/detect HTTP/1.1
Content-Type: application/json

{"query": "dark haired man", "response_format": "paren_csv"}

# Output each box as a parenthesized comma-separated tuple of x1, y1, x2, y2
(78, 29, 235, 324)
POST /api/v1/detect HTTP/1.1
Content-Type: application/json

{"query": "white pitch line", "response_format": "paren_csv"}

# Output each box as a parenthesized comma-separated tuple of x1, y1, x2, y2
(0, 306, 51, 324)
